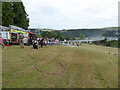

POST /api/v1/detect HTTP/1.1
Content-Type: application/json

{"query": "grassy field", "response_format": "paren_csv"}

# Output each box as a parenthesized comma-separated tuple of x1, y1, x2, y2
(2, 44, 118, 88)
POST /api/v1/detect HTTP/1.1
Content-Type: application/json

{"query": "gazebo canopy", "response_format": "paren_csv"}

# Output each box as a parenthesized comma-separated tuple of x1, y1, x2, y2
(0, 25, 10, 31)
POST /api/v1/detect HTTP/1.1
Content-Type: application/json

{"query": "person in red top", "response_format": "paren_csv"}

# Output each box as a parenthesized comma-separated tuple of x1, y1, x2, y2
(0, 33, 2, 44)
(0, 33, 5, 48)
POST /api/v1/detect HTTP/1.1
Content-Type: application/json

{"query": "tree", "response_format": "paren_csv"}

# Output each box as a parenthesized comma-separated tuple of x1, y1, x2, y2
(12, 2, 29, 29)
(2, 2, 29, 29)
(36, 34, 42, 38)
(0, 2, 2, 25)
(80, 34, 85, 40)
(2, 2, 15, 26)
(63, 35, 72, 40)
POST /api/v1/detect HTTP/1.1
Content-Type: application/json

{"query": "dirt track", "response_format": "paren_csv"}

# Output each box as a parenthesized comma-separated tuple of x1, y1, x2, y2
(28, 53, 67, 76)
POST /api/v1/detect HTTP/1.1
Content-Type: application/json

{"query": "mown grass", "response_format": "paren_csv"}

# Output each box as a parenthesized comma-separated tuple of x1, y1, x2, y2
(2, 44, 118, 88)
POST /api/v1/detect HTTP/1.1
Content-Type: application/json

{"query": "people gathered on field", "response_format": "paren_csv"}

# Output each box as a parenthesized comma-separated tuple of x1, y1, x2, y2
(33, 37, 48, 49)
(1, 32, 83, 50)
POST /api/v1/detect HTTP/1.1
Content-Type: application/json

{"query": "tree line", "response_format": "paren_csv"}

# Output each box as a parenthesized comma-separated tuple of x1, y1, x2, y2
(92, 37, 119, 48)
(40, 31, 74, 40)
(2, 2, 29, 29)
(34, 29, 119, 40)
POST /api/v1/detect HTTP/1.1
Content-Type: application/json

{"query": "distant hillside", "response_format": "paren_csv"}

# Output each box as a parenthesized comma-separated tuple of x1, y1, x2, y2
(59, 27, 119, 37)
(58, 29, 119, 37)
(102, 27, 120, 30)
(58, 29, 106, 37)
(29, 27, 119, 38)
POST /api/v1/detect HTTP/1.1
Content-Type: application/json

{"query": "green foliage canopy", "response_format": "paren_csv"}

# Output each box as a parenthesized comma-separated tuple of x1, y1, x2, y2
(2, 2, 29, 29)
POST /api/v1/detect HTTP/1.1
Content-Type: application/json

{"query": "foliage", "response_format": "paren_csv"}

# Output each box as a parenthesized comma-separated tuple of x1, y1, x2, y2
(36, 29, 119, 39)
(92, 38, 118, 48)
(40, 31, 73, 40)
(2, 2, 15, 27)
(36, 34, 42, 38)
(118, 38, 120, 48)
(2, 2, 29, 29)
(79, 34, 85, 40)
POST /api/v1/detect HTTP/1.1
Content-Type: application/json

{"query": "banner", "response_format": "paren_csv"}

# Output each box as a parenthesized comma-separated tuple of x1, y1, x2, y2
(10, 29, 29, 34)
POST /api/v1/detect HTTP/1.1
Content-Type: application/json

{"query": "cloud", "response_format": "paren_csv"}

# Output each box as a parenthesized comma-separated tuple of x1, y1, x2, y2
(22, 0, 119, 29)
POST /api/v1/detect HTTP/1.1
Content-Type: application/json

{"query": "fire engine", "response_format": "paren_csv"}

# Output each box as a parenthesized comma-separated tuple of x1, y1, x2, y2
(0, 25, 37, 45)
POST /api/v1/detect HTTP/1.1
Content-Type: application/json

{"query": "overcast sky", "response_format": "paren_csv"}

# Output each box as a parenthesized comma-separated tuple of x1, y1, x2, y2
(22, 0, 119, 30)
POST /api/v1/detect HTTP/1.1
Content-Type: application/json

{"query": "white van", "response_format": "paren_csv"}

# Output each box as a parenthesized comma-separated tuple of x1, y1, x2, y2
(0, 31, 10, 39)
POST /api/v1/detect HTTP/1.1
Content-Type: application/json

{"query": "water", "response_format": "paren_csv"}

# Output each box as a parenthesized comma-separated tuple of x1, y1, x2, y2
(70, 36, 118, 43)
(86, 36, 118, 41)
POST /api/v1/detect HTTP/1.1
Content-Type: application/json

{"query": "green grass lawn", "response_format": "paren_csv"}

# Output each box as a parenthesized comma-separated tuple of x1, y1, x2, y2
(2, 44, 118, 88)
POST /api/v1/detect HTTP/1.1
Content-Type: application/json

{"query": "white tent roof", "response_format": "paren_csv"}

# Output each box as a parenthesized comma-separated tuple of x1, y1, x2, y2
(0, 25, 10, 31)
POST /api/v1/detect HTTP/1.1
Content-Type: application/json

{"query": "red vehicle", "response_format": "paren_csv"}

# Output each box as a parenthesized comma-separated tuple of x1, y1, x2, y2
(9, 30, 37, 45)
(0, 25, 37, 45)
(28, 32, 37, 45)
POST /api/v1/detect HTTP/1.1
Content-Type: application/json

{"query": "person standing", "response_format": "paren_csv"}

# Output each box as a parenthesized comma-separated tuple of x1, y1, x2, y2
(0, 33, 2, 45)
(33, 39, 38, 49)
(40, 38, 44, 48)
(0, 33, 5, 48)
(19, 33, 24, 48)
(44, 40, 47, 47)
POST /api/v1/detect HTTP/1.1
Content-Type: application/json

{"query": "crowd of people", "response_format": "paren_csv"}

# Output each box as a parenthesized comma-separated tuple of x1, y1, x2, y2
(0, 33, 90, 49)
(0, 33, 48, 49)
(32, 37, 48, 49)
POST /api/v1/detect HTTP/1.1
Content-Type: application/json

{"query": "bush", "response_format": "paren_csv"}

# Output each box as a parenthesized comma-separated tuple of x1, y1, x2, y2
(92, 40, 118, 48)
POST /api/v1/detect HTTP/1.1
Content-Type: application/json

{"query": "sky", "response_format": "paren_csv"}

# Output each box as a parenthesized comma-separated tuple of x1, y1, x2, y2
(22, 0, 119, 30)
